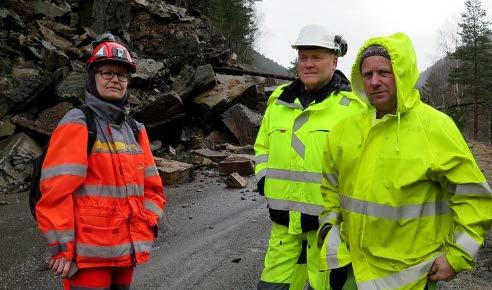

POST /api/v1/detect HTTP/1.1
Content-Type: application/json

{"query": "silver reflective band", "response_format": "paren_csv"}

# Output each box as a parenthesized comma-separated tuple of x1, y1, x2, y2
(319, 212, 340, 225)
(340, 196, 450, 220)
(276, 99, 303, 109)
(357, 257, 435, 290)
(76, 242, 132, 258)
(134, 240, 153, 253)
(144, 199, 163, 219)
(266, 169, 323, 183)
(268, 198, 323, 216)
(75, 184, 144, 198)
(448, 182, 492, 195)
(455, 231, 481, 258)
(256, 168, 267, 180)
(41, 164, 87, 181)
(326, 225, 342, 268)
(339, 96, 351, 106)
(254, 154, 269, 165)
(324, 173, 339, 187)
(293, 113, 309, 131)
(144, 166, 159, 178)
(291, 135, 305, 158)
(44, 230, 75, 244)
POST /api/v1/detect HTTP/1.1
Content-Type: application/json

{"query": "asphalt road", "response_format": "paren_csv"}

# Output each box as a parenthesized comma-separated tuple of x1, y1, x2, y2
(0, 168, 270, 290)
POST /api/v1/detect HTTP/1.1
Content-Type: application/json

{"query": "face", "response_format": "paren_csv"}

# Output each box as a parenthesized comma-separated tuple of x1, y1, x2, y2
(94, 64, 129, 101)
(298, 48, 337, 91)
(361, 56, 397, 117)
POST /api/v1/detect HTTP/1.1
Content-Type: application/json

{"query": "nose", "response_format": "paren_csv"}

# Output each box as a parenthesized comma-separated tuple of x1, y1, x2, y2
(369, 74, 381, 86)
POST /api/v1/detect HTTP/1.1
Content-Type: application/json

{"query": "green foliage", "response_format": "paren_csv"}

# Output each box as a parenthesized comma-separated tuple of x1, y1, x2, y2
(188, 0, 260, 63)
(287, 59, 298, 77)
(448, 0, 492, 138)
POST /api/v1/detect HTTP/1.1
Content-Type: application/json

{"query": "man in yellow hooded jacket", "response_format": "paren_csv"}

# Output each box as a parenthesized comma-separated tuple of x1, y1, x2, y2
(318, 32, 492, 289)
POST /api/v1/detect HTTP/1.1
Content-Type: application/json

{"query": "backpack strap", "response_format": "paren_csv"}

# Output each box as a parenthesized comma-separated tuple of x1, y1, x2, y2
(126, 115, 141, 141)
(77, 104, 97, 155)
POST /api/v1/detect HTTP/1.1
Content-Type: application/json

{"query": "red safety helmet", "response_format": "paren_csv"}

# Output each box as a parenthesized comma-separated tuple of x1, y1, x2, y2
(86, 34, 136, 73)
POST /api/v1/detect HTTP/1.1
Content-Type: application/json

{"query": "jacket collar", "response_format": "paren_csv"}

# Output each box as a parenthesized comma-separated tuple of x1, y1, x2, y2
(84, 91, 126, 124)
(278, 70, 351, 107)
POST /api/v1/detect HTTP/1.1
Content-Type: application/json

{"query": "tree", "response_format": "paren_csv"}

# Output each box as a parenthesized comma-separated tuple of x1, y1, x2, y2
(287, 59, 298, 77)
(448, 0, 492, 140)
(187, 0, 260, 63)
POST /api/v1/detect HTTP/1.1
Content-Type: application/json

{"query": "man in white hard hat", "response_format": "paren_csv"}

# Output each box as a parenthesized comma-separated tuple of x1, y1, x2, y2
(254, 24, 365, 290)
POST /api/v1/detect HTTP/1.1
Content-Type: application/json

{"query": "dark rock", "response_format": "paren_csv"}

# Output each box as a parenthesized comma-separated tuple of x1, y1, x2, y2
(221, 104, 261, 145)
(79, 0, 131, 35)
(133, 58, 165, 80)
(0, 133, 42, 194)
(28, 1, 70, 18)
(132, 89, 185, 129)
(0, 120, 15, 138)
(191, 148, 228, 163)
(37, 101, 74, 132)
(55, 71, 86, 101)
(0, 65, 52, 118)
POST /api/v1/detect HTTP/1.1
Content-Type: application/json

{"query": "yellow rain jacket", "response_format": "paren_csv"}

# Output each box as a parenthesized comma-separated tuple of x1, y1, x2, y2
(319, 32, 492, 289)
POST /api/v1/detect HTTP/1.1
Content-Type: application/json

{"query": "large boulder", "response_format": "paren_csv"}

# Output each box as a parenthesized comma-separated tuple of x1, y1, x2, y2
(221, 104, 261, 145)
(0, 133, 42, 194)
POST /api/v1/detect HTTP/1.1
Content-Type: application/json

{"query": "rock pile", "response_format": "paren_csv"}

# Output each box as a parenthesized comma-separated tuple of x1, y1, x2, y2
(0, 0, 280, 191)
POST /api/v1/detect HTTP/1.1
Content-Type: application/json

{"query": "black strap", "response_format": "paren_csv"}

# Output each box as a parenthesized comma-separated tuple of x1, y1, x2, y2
(77, 105, 97, 155)
(126, 115, 140, 142)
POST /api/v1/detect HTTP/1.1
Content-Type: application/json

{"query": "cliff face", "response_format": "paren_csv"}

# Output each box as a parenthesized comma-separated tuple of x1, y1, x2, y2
(0, 0, 270, 194)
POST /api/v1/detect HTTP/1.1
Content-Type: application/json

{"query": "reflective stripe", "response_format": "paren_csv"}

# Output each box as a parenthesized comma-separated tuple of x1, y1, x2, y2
(255, 154, 269, 165)
(144, 166, 159, 178)
(324, 173, 339, 187)
(75, 184, 144, 198)
(144, 199, 163, 219)
(455, 231, 481, 258)
(293, 113, 309, 131)
(291, 135, 305, 158)
(319, 212, 340, 225)
(44, 230, 74, 244)
(268, 198, 323, 216)
(339, 96, 351, 106)
(256, 168, 267, 180)
(58, 109, 86, 126)
(326, 225, 341, 268)
(76, 242, 132, 258)
(49, 243, 67, 256)
(134, 240, 153, 253)
(276, 99, 303, 109)
(357, 257, 435, 290)
(257, 280, 290, 290)
(266, 169, 323, 183)
(41, 164, 87, 181)
(340, 196, 450, 220)
(448, 182, 492, 195)
(92, 141, 143, 154)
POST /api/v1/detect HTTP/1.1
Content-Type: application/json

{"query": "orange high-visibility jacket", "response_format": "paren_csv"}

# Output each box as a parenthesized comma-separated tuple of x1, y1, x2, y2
(36, 92, 166, 268)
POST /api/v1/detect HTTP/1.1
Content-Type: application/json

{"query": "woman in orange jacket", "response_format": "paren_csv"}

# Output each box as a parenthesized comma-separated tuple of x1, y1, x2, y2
(35, 33, 166, 289)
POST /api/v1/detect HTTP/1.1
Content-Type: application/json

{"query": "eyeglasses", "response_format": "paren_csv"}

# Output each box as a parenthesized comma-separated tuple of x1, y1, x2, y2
(96, 70, 131, 82)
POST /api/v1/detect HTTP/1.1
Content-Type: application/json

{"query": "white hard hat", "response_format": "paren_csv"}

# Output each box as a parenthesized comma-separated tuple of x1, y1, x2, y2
(292, 24, 347, 56)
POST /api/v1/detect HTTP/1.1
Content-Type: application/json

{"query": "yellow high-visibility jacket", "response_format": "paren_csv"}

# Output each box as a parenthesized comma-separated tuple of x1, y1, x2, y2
(254, 73, 365, 234)
(320, 32, 492, 289)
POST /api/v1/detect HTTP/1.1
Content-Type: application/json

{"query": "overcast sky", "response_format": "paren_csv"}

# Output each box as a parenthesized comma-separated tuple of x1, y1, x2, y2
(254, 0, 492, 76)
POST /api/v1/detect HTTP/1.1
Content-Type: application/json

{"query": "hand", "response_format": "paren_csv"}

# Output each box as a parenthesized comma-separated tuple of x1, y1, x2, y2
(48, 257, 72, 278)
(428, 256, 457, 282)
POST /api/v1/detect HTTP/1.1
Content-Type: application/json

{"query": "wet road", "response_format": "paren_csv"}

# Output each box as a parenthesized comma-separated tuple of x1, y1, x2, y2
(0, 168, 270, 289)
